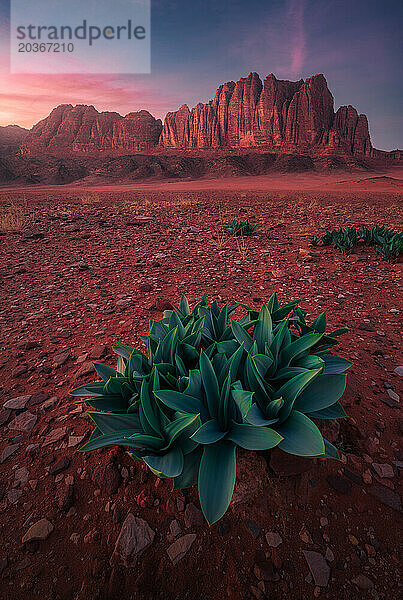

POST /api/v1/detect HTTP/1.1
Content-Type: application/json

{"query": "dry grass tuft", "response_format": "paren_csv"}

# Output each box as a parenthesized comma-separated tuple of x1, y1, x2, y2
(0, 198, 33, 233)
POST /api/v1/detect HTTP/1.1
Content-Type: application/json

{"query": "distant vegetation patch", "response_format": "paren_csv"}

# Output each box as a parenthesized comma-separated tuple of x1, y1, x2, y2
(225, 219, 257, 236)
(310, 225, 402, 262)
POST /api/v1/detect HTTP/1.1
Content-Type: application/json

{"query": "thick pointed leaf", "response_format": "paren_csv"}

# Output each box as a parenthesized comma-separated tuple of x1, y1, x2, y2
(323, 438, 340, 459)
(70, 382, 105, 397)
(79, 430, 146, 452)
(86, 396, 128, 412)
(275, 411, 325, 456)
(199, 352, 220, 420)
(88, 411, 141, 434)
(230, 320, 253, 351)
(231, 389, 253, 420)
(154, 390, 203, 415)
(277, 368, 322, 422)
(246, 403, 279, 426)
(293, 374, 347, 413)
(143, 447, 184, 478)
(227, 423, 283, 450)
(279, 333, 323, 367)
(191, 419, 227, 444)
(307, 400, 347, 419)
(93, 363, 117, 381)
(198, 441, 237, 524)
(163, 414, 200, 448)
(173, 449, 201, 489)
(322, 355, 353, 374)
(253, 304, 273, 352)
(312, 312, 326, 333)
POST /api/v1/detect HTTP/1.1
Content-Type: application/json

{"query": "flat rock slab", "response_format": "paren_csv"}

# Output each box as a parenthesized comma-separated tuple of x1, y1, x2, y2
(3, 395, 31, 410)
(303, 550, 330, 587)
(22, 519, 54, 543)
(368, 485, 402, 512)
(0, 443, 20, 464)
(8, 411, 37, 432)
(42, 427, 67, 447)
(110, 513, 155, 567)
(167, 534, 197, 565)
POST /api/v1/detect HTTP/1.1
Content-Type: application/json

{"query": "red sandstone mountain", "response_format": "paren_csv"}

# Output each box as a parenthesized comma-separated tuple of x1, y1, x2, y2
(0, 124, 28, 153)
(16, 72, 394, 158)
(20, 105, 162, 155)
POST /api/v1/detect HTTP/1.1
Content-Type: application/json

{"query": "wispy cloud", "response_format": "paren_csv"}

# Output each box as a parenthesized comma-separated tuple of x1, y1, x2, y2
(287, 0, 306, 76)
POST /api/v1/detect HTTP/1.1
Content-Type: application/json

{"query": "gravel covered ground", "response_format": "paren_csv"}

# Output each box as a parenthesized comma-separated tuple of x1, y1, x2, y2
(0, 186, 402, 600)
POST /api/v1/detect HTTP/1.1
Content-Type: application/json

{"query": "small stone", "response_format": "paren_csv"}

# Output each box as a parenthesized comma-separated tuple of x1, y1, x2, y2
(76, 362, 94, 378)
(42, 427, 67, 446)
(303, 551, 330, 587)
(169, 519, 182, 538)
(368, 485, 402, 511)
(265, 531, 282, 547)
(14, 466, 29, 487)
(139, 283, 152, 292)
(29, 392, 49, 407)
(372, 463, 394, 479)
(12, 365, 28, 378)
(110, 514, 155, 567)
(184, 503, 204, 529)
(7, 489, 23, 504)
(3, 395, 31, 410)
(8, 411, 37, 432)
(68, 435, 85, 448)
(48, 456, 70, 475)
(300, 525, 313, 544)
(0, 443, 20, 464)
(22, 519, 54, 543)
(380, 396, 400, 409)
(245, 520, 260, 539)
(393, 366, 403, 377)
(167, 534, 197, 565)
(348, 534, 359, 546)
(387, 389, 400, 402)
(325, 547, 334, 562)
(351, 574, 374, 590)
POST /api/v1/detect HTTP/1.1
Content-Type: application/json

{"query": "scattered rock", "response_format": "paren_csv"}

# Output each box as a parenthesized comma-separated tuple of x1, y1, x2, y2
(387, 389, 400, 402)
(0, 443, 20, 464)
(394, 366, 403, 377)
(3, 395, 31, 410)
(302, 550, 330, 587)
(167, 534, 197, 565)
(42, 427, 67, 446)
(265, 531, 282, 547)
(76, 362, 94, 378)
(110, 514, 155, 567)
(372, 463, 394, 479)
(184, 503, 204, 529)
(48, 456, 70, 475)
(8, 411, 37, 432)
(368, 485, 402, 511)
(22, 519, 54, 544)
(351, 574, 374, 590)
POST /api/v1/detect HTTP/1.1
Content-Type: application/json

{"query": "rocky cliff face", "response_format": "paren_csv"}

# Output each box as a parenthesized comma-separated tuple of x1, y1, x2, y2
(0, 125, 28, 154)
(19, 73, 375, 157)
(20, 105, 162, 155)
(161, 73, 372, 156)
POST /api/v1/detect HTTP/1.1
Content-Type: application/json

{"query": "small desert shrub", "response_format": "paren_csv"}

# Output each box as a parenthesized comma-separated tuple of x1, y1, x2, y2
(225, 219, 257, 236)
(0, 199, 32, 233)
(309, 234, 319, 246)
(317, 225, 402, 262)
(70, 293, 350, 524)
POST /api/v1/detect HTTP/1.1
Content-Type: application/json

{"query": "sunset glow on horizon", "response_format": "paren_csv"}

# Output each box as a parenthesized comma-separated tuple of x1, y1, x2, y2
(0, 0, 401, 150)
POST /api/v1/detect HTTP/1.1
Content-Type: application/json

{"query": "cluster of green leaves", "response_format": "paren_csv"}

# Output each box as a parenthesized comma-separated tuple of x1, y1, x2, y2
(319, 225, 402, 262)
(225, 219, 257, 236)
(70, 293, 351, 524)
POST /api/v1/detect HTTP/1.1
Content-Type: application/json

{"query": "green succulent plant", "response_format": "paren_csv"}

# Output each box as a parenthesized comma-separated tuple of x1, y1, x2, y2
(225, 219, 257, 236)
(309, 234, 319, 246)
(318, 225, 402, 262)
(70, 293, 350, 524)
